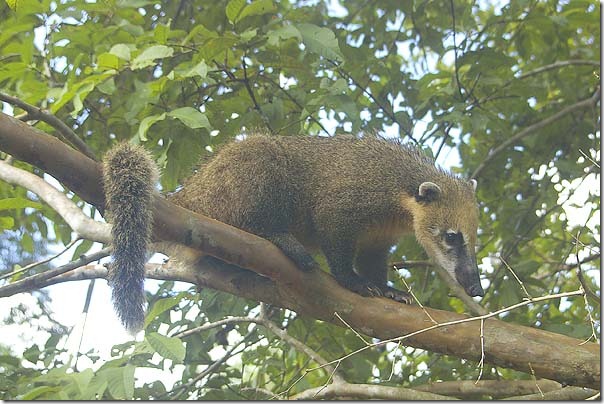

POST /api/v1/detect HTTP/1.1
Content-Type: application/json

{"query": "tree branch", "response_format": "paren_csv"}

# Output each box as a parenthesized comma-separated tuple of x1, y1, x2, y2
(515, 59, 600, 81)
(414, 379, 562, 398)
(471, 88, 601, 178)
(0, 248, 111, 297)
(0, 91, 97, 161)
(0, 160, 109, 243)
(291, 381, 457, 400)
(503, 386, 598, 401)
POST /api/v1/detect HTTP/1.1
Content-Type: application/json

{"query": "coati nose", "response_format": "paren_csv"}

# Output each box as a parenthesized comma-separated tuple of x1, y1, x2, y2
(467, 284, 485, 297)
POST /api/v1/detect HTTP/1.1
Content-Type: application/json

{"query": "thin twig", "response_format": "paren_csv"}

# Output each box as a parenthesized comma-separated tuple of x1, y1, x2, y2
(308, 289, 585, 374)
(0, 248, 111, 297)
(397, 271, 438, 324)
(387, 340, 402, 382)
(240, 57, 276, 135)
(472, 88, 601, 178)
(1, 237, 81, 281)
(258, 74, 331, 136)
(313, 361, 341, 399)
(167, 329, 257, 398)
(173, 316, 252, 339)
(578, 148, 600, 168)
(329, 61, 417, 143)
(499, 257, 532, 300)
(527, 362, 544, 398)
(474, 318, 485, 384)
(0, 91, 97, 160)
(449, 0, 465, 100)
(334, 311, 370, 345)
(515, 59, 600, 81)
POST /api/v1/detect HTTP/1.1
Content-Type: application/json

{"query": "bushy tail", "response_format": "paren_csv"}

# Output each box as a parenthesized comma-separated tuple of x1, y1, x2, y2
(103, 143, 158, 333)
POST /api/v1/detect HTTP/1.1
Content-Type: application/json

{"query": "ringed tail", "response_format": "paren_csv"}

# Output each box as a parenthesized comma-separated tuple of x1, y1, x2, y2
(103, 143, 158, 333)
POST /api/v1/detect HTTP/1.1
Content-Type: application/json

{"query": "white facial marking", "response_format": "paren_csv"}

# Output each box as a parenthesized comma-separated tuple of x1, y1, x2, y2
(433, 249, 456, 279)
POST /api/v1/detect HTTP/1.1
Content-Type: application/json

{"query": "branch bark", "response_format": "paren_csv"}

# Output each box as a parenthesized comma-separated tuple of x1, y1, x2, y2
(414, 379, 561, 398)
(503, 386, 598, 401)
(0, 111, 599, 389)
(291, 382, 457, 400)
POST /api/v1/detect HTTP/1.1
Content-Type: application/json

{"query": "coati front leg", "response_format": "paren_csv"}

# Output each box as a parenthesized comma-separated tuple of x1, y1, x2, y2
(263, 232, 318, 271)
(355, 247, 412, 304)
(321, 236, 411, 303)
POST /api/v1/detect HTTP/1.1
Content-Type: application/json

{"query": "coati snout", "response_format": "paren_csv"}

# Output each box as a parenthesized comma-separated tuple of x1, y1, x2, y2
(411, 179, 483, 297)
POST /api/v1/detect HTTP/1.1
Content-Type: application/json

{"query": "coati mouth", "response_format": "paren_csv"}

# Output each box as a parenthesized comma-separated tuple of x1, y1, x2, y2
(465, 283, 485, 297)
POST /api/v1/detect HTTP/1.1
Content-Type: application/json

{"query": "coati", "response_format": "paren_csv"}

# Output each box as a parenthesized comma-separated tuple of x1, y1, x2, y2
(103, 134, 484, 332)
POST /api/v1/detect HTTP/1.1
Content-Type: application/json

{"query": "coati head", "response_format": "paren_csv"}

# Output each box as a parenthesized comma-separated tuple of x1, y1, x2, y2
(406, 178, 484, 298)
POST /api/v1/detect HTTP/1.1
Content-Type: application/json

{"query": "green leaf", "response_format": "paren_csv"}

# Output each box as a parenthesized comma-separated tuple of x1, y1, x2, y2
(226, 0, 246, 24)
(145, 332, 186, 363)
(22, 232, 34, 253)
(181, 60, 208, 79)
(137, 113, 166, 141)
(239, 28, 258, 43)
(267, 25, 302, 47)
(144, 293, 186, 328)
(109, 44, 132, 61)
(131, 45, 174, 70)
(237, 0, 276, 23)
(97, 77, 116, 95)
(99, 366, 135, 400)
(97, 53, 120, 70)
(21, 386, 62, 400)
(71, 239, 94, 261)
(168, 107, 211, 129)
(6, 0, 17, 11)
(0, 197, 42, 211)
(296, 23, 344, 62)
(71, 81, 95, 116)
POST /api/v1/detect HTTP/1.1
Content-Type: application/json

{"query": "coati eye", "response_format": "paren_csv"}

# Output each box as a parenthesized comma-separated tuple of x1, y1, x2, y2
(444, 231, 462, 246)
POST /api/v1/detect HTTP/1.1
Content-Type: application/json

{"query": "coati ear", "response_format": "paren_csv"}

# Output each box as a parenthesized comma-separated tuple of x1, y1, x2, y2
(417, 182, 441, 203)
(470, 179, 477, 191)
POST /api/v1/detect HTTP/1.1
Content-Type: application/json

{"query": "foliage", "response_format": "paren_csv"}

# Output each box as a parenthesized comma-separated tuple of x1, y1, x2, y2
(0, 0, 600, 400)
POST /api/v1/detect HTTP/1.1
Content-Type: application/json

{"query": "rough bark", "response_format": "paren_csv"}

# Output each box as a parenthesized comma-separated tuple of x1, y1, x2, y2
(414, 379, 562, 398)
(0, 112, 599, 389)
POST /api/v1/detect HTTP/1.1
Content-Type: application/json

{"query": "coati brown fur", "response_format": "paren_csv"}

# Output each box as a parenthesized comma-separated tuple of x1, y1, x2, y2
(103, 134, 484, 331)
(103, 143, 158, 332)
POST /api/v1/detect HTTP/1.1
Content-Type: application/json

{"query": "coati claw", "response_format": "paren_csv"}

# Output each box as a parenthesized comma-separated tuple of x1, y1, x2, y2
(338, 277, 412, 305)
(382, 288, 413, 305)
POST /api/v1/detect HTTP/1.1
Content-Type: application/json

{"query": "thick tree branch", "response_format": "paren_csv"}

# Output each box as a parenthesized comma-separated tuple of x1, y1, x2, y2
(503, 386, 598, 401)
(414, 379, 561, 398)
(291, 382, 457, 400)
(0, 91, 97, 161)
(0, 111, 599, 389)
(0, 160, 109, 243)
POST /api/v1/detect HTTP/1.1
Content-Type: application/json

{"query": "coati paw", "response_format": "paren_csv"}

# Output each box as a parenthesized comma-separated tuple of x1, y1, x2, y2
(338, 278, 413, 305)
(292, 253, 319, 272)
(381, 287, 413, 305)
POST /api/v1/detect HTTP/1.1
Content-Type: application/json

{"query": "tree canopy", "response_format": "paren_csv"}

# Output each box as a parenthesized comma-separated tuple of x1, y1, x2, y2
(0, 0, 600, 400)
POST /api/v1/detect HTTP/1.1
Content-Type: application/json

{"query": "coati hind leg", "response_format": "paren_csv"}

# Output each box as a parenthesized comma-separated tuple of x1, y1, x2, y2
(263, 233, 318, 271)
(355, 247, 412, 304)
(320, 236, 411, 304)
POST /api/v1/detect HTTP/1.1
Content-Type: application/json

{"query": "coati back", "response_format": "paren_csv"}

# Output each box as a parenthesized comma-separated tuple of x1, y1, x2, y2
(104, 134, 484, 330)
